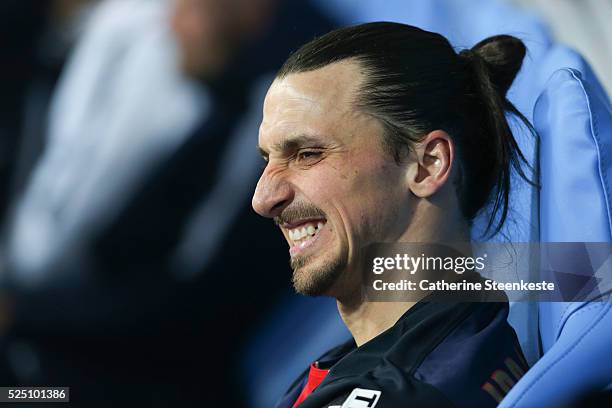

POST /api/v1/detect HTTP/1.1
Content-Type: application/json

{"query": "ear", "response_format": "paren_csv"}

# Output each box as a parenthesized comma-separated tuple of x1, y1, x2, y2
(406, 130, 454, 198)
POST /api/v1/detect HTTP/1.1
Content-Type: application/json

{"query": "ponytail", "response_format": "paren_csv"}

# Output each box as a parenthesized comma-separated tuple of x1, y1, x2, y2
(459, 35, 537, 236)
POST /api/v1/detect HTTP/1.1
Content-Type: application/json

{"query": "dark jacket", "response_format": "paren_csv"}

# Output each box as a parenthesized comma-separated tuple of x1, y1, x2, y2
(277, 301, 528, 408)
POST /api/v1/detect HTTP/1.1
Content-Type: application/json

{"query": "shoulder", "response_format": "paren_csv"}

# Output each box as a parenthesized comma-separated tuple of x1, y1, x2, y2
(408, 302, 526, 407)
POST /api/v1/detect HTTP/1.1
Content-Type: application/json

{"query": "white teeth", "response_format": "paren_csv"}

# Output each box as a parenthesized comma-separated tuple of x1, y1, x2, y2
(288, 221, 325, 243)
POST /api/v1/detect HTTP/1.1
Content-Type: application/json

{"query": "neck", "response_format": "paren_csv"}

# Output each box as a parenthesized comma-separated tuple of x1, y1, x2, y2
(337, 300, 415, 347)
(338, 202, 471, 347)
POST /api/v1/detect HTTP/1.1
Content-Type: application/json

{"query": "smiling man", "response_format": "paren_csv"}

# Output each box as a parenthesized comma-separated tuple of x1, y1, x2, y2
(258, 60, 420, 302)
(252, 22, 531, 408)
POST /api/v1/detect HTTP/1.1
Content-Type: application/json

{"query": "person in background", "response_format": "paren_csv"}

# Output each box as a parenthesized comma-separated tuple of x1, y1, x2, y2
(0, 0, 97, 224)
(1, 0, 335, 406)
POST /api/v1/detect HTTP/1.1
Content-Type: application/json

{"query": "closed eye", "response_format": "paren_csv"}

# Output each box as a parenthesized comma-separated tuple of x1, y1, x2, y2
(296, 149, 325, 163)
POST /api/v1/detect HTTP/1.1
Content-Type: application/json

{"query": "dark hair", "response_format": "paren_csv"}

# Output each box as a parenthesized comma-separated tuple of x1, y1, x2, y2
(277, 22, 536, 236)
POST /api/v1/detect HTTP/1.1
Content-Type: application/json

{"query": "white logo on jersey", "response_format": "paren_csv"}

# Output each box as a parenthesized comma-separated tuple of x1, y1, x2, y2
(340, 388, 381, 408)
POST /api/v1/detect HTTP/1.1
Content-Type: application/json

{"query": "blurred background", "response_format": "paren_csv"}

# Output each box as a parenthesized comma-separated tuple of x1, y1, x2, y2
(0, 0, 609, 407)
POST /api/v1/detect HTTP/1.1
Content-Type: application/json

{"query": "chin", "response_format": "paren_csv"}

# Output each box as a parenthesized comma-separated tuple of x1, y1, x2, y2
(291, 254, 345, 297)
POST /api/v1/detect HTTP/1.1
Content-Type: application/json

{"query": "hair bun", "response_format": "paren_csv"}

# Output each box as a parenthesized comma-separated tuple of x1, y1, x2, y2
(471, 35, 526, 96)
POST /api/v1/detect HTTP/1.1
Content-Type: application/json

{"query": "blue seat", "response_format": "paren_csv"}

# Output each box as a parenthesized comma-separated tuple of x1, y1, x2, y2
(499, 52, 612, 407)
(477, 45, 612, 369)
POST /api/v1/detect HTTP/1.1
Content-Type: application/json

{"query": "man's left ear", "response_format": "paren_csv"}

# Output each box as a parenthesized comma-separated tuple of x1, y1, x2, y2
(406, 130, 454, 198)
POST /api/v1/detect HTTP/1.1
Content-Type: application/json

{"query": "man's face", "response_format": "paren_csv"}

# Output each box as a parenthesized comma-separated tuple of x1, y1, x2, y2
(253, 61, 415, 298)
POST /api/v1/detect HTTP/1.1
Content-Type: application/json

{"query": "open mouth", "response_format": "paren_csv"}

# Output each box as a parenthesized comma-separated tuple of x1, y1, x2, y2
(284, 219, 327, 257)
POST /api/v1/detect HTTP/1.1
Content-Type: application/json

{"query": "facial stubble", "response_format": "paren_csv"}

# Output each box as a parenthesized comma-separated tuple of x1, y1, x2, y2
(290, 251, 345, 296)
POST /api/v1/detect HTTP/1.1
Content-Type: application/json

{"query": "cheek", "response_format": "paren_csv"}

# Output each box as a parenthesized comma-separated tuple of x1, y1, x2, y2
(345, 160, 409, 237)
(293, 158, 355, 198)
(292, 154, 406, 237)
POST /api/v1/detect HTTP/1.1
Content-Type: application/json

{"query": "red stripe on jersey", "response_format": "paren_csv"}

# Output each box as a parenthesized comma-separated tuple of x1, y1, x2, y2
(292, 363, 330, 407)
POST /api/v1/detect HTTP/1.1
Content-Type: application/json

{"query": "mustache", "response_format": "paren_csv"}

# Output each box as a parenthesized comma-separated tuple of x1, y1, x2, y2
(274, 203, 327, 226)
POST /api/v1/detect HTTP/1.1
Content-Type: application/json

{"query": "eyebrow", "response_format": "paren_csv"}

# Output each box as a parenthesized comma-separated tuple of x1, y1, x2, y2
(257, 134, 328, 159)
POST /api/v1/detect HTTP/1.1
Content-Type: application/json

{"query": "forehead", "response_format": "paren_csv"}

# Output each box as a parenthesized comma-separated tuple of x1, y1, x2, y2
(260, 60, 365, 147)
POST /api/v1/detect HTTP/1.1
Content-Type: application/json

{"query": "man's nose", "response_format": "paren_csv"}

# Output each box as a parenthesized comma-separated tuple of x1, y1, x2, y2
(252, 169, 294, 218)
